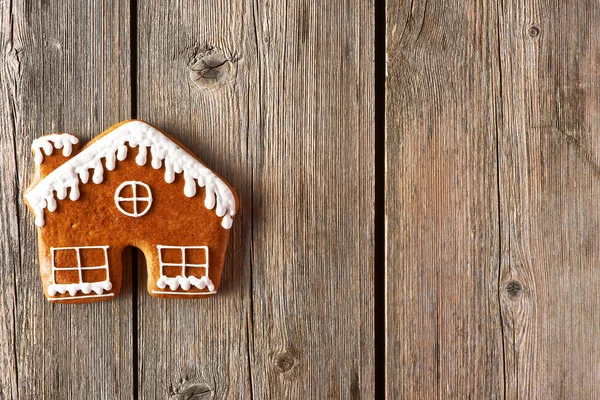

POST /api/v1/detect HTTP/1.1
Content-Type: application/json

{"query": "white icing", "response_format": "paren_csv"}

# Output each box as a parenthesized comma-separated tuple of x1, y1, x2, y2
(47, 281, 112, 297)
(114, 180, 153, 217)
(48, 293, 115, 301)
(48, 246, 113, 298)
(156, 245, 214, 292)
(49, 293, 115, 301)
(151, 290, 216, 296)
(156, 275, 215, 292)
(32, 134, 79, 165)
(25, 121, 236, 229)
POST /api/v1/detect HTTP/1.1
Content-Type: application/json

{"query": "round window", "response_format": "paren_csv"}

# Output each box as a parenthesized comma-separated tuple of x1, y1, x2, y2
(114, 181, 153, 217)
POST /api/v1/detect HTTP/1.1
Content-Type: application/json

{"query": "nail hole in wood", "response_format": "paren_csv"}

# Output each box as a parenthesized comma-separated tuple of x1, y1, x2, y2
(273, 352, 295, 373)
(505, 280, 523, 299)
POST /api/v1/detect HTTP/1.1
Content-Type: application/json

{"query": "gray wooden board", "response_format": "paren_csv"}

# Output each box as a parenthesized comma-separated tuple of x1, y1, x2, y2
(0, 0, 133, 398)
(497, 0, 600, 397)
(387, 0, 600, 398)
(247, 1, 375, 398)
(0, 0, 22, 394)
(135, 1, 253, 398)
(136, 0, 374, 398)
(386, 0, 504, 397)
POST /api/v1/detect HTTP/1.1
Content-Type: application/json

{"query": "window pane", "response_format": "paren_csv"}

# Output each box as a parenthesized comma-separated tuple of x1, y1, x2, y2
(136, 184, 149, 198)
(81, 269, 107, 283)
(136, 200, 150, 214)
(186, 247, 207, 265)
(79, 248, 106, 268)
(118, 200, 136, 214)
(162, 265, 183, 278)
(119, 183, 134, 198)
(160, 247, 182, 264)
(54, 270, 80, 284)
(186, 266, 208, 279)
(53, 248, 78, 269)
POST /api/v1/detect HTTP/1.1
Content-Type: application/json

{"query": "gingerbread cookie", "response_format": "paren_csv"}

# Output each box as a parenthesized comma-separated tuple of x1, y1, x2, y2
(24, 120, 238, 303)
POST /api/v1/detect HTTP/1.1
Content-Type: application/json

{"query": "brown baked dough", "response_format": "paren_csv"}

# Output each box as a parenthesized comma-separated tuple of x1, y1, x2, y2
(24, 120, 239, 304)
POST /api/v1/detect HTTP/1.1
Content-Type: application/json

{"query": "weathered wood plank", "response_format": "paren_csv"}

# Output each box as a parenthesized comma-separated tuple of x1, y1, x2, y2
(136, 1, 253, 398)
(497, 1, 600, 397)
(137, 0, 374, 398)
(248, 1, 375, 398)
(386, 1, 504, 397)
(0, 1, 21, 395)
(1, 0, 133, 398)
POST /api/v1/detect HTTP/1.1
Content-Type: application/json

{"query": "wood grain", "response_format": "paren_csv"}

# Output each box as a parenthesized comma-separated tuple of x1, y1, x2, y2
(136, 0, 374, 398)
(497, 1, 600, 397)
(135, 1, 253, 398)
(0, 0, 21, 395)
(0, 0, 133, 398)
(386, 1, 504, 397)
(5, 0, 598, 397)
(248, 1, 374, 398)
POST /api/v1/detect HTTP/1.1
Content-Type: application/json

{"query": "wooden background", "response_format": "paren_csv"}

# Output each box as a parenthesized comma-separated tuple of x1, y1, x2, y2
(0, 0, 598, 398)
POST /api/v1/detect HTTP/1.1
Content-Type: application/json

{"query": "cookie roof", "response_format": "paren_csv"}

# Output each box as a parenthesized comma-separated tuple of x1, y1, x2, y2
(24, 120, 237, 229)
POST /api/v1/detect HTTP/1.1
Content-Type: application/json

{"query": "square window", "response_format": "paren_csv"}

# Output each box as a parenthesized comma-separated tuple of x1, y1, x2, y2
(81, 268, 107, 283)
(160, 247, 182, 264)
(186, 247, 207, 265)
(53, 248, 78, 269)
(79, 247, 106, 268)
(54, 269, 80, 284)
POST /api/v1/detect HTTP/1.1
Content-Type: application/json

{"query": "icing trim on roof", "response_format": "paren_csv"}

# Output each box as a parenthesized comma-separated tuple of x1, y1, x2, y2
(25, 121, 236, 229)
(32, 133, 79, 165)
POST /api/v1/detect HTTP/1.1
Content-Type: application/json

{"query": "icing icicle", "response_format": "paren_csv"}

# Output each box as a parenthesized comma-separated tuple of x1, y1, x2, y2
(47, 281, 112, 297)
(25, 121, 237, 229)
(156, 275, 215, 292)
(32, 134, 79, 165)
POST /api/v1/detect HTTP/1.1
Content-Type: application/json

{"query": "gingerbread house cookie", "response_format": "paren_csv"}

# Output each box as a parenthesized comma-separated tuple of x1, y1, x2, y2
(24, 120, 238, 303)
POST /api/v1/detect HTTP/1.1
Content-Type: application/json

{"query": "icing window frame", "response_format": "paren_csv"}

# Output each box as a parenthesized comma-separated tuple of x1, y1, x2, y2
(155, 245, 215, 293)
(114, 180, 153, 217)
(47, 245, 113, 300)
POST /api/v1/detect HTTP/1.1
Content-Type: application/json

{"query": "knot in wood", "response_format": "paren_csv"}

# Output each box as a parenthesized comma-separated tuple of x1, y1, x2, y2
(505, 280, 523, 299)
(528, 26, 540, 38)
(189, 47, 236, 91)
(273, 352, 295, 373)
(170, 383, 213, 400)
